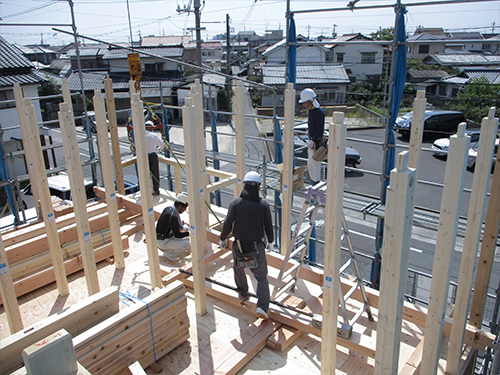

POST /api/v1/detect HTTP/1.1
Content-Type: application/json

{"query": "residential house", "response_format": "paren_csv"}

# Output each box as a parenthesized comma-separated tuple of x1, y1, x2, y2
(423, 52, 500, 70)
(262, 37, 330, 65)
(406, 68, 450, 92)
(14, 44, 58, 68)
(260, 64, 350, 114)
(0, 36, 46, 177)
(66, 47, 108, 71)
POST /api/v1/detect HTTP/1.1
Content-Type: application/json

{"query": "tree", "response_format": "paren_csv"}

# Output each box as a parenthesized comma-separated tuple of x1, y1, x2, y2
(448, 76, 500, 122)
(370, 27, 394, 41)
(407, 58, 458, 76)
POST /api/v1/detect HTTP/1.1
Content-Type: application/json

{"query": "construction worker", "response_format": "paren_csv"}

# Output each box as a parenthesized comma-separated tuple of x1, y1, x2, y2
(156, 192, 191, 262)
(299, 88, 325, 185)
(219, 171, 274, 319)
(145, 121, 164, 196)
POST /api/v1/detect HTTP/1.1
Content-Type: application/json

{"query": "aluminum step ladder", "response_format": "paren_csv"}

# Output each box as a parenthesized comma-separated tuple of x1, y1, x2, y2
(271, 181, 374, 337)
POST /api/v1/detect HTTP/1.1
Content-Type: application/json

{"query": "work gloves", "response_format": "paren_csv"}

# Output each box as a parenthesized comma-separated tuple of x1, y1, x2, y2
(266, 243, 274, 252)
(307, 140, 315, 149)
(219, 238, 228, 249)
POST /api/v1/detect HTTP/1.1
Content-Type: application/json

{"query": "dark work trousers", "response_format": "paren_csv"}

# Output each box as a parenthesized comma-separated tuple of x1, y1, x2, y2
(148, 152, 160, 192)
(232, 240, 270, 312)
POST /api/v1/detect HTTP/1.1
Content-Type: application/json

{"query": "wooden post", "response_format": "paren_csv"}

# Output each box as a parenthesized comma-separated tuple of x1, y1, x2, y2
(446, 108, 499, 374)
(93, 90, 125, 269)
(469, 138, 500, 328)
(130, 93, 163, 290)
(182, 96, 208, 316)
(321, 112, 346, 375)
(374, 151, 416, 375)
(421, 124, 470, 375)
(58, 102, 100, 296)
(408, 90, 426, 171)
(234, 80, 245, 197)
(0, 235, 23, 333)
(281, 83, 295, 255)
(24, 98, 69, 297)
(13, 83, 40, 218)
(174, 164, 182, 194)
(104, 76, 125, 195)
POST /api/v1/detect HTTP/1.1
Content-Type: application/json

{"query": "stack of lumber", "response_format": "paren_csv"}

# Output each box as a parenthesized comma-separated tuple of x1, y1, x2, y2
(0, 200, 143, 304)
(0, 287, 120, 375)
(74, 280, 189, 375)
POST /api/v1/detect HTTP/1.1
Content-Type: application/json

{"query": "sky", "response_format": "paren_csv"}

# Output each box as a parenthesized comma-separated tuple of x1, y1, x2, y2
(0, 0, 499, 47)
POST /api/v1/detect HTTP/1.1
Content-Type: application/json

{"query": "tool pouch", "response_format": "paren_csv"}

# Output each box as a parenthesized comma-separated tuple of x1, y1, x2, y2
(236, 240, 259, 269)
(312, 138, 328, 161)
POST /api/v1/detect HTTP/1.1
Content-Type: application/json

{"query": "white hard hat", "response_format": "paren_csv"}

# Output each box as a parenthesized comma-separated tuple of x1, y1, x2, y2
(145, 120, 154, 127)
(299, 88, 316, 103)
(243, 171, 261, 184)
(175, 192, 188, 205)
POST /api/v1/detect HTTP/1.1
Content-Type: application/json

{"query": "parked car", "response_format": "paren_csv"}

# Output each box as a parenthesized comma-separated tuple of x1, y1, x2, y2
(431, 129, 482, 156)
(20, 173, 95, 209)
(293, 124, 362, 170)
(86, 111, 109, 133)
(467, 138, 499, 171)
(394, 111, 466, 139)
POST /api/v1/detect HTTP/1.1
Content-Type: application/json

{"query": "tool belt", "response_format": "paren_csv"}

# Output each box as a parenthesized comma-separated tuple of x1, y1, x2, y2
(157, 234, 168, 240)
(312, 138, 328, 161)
(235, 240, 259, 269)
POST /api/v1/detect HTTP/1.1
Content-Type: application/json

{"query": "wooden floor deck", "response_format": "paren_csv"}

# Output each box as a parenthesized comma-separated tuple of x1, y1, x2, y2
(0, 191, 460, 375)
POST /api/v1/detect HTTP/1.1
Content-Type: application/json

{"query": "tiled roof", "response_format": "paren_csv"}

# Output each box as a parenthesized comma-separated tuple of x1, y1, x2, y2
(141, 36, 192, 47)
(462, 69, 500, 84)
(0, 70, 46, 88)
(407, 69, 449, 79)
(427, 53, 500, 66)
(0, 36, 34, 70)
(262, 64, 350, 85)
(102, 47, 183, 60)
(66, 48, 104, 57)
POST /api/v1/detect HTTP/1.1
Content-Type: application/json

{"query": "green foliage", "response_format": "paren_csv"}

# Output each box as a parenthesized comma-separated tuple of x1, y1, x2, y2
(247, 75, 260, 83)
(346, 81, 384, 107)
(447, 76, 500, 122)
(38, 78, 61, 96)
(370, 27, 394, 41)
(86, 97, 94, 111)
(407, 58, 458, 76)
(185, 69, 197, 77)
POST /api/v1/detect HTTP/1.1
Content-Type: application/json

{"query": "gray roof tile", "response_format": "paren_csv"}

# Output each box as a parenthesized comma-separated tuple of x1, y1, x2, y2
(262, 64, 349, 85)
(0, 36, 34, 70)
(102, 47, 183, 60)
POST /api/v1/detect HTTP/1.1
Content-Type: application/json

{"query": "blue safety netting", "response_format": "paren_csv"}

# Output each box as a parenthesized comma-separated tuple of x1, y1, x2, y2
(288, 15, 297, 87)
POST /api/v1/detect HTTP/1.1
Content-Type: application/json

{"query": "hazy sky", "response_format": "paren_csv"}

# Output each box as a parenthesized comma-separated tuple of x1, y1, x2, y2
(1, 0, 499, 46)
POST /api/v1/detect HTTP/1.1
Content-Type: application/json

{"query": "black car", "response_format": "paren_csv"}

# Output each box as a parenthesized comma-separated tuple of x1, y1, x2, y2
(293, 124, 362, 170)
(394, 111, 466, 139)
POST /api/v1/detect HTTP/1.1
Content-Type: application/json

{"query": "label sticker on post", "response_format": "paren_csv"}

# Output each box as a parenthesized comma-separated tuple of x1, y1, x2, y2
(200, 189, 203, 198)
(148, 207, 153, 217)
(238, 178, 241, 186)
(0, 263, 7, 275)
(110, 193, 116, 202)
(325, 276, 332, 289)
(84, 231, 91, 242)
(190, 225, 195, 235)
(30, 163, 34, 170)
(48, 213, 54, 223)
(203, 169, 206, 177)
(284, 184, 288, 193)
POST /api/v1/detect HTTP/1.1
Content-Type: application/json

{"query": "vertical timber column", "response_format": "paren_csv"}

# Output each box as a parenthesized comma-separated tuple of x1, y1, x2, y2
(58, 102, 100, 296)
(446, 108, 499, 374)
(104, 76, 125, 195)
(130, 93, 163, 289)
(182, 96, 208, 316)
(407, 90, 426, 171)
(13, 83, 40, 218)
(0, 236, 23, 333)
(24, 98, 69, 297)
(374, 151, 416, 375)
(421, 124, 470, 375)
(234, 80, 245, 197)
(93, 90, 125, 269)
(321, 112, 346, 375)
(281, 83, 295, 255)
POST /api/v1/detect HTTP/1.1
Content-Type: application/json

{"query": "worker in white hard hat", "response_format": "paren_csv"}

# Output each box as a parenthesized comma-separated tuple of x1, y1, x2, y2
(219, 171, 274, 320)
(156, 192, 191, 262)
(299, 88, 325, 185)
(145, 121, 165, 196)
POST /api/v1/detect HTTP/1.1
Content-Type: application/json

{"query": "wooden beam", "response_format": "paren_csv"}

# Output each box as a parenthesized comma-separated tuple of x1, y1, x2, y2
(267, 325, 301, 352)
(447, 108, 499, 374)
(280, 83, 295, 256)
(234, 81, 245, 197)
(398, 337, 424, 375)
(182, 94, 207, 316)
(206, 176, 238, 194)
(408, 90, 426, 171)
(128, 361, 147, 375)
(421, 124, 470, 375)
(469, 140, 500, 327)
(104, 76, 125, 195)
(23, 98, 69, 297)
(0, 286, 119, 375)
(375, 151, 416, 375)
(321, 112, 346, 375)
(93, 90, 125, 269)
(130, 92, 162, 289)
(0, 235, 23, 334)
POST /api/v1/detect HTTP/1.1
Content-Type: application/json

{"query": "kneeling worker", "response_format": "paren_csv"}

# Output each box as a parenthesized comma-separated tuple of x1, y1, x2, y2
(219, 171, 274, 319)
(156, 192, 191, 262)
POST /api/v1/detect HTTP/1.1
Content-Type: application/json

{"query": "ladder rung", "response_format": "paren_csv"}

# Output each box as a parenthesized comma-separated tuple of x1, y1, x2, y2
(339, 258, 353, 274)
(343, 281, 361, 302)
(283, 263, 301, 279)
(297, 224, 312, 238)
(349, 304, 366, 326)
(275, 279, 296, 299)
(304, 205, 316, 215)
(290, 244, 307, 259)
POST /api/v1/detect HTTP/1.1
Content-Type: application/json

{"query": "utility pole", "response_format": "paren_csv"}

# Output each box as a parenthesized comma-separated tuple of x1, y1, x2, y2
(226, 14, 231, 111)
(194, 0, 202, 70)
(332, 24, 337, 38)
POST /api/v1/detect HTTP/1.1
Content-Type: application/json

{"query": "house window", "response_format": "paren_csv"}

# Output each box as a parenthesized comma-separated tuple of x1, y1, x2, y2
(451, 88, 459, 97)
(325, 51, 333, 63)
(483, 43, 491, 52)
(438, 86, 446, 96)
(145, 62, 164, 72)
(407, 46, 412, 53)
(336, 53, 344, 63)
(418, 45, 430, 54)
(361, 53, 375, 64)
